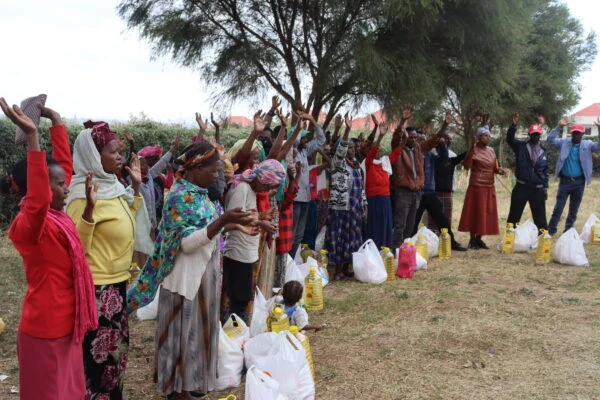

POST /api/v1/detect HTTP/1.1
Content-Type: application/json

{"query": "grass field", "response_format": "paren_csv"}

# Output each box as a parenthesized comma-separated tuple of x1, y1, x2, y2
(1, 172, 600, 399)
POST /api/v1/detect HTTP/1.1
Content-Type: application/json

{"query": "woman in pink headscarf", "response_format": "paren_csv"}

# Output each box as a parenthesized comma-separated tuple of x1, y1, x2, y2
(221, 159, 287, 324)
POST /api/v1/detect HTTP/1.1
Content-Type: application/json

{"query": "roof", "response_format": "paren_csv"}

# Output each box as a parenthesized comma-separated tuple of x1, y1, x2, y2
(228, 116, 253, 127)
(572, 103, 600, 117)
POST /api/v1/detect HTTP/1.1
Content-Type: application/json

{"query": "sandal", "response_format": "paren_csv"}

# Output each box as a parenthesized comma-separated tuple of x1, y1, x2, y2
(334, 272, 346, 281)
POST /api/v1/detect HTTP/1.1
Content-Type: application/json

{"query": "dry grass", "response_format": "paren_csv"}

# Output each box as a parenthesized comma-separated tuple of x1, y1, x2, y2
(2, 173, 600, 399)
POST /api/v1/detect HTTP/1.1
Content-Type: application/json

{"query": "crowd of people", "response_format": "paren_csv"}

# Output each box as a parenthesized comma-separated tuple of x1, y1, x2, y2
(2, 93, 600, 400)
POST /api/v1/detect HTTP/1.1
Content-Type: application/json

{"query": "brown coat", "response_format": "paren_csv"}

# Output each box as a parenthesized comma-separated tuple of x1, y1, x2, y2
(464, 144, 499, 187)
(392, 137, 439, 191)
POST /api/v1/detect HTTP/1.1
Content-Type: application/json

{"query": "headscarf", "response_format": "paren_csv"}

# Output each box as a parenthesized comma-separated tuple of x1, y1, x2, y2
(138, 145, 163, 158)
(47, 209, 98, 343)
(66, 127, 154, 254)
(230, 159, 287, 188)
(476, 125, 491, 138)
(84, 120, 117, 153)
(227, 138, 265, 171)
(127, 178, 221, 311)
(174, 146, 218, 179)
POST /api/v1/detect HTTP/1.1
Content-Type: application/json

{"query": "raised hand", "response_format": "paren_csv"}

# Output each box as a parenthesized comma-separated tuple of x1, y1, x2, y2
(559, 116, 569, 127)
(276, 108, 290, 127)
(371, 113, 380, 127)
(344, 112, 352, 129)
(210, 112, 220, 129)
(379, 121, 390, 135)
(41, 106, 62, 126)
(594, 117, 600, 129)
(0, 97, 37, 135)
(334, 114, 343, 129)
(126, 153, 142, 193)
(196, 112, 208, 132)
(123, 130, 135, 143)
(271, 95, 282, 111)
(170, 132, 181, 153)
(253, 109, 267, 132)
(444, 109, 453, 125)
(537, 115, 546, 125)
(85, 171, 99, 209)
(401, 104, 414, 121)
(512, 112, 520, 126)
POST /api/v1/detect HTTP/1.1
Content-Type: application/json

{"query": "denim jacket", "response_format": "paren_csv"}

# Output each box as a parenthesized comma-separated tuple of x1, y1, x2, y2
(547, 127, 600, 185)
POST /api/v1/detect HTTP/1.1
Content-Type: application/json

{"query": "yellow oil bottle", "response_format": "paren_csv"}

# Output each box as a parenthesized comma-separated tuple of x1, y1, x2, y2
(380, 246, 396, 281)
(535, 229, 553, 264)
(316, 249, 329, 268)
(305, 267, 324, 311)
(267, 305, 290, 333)
(501, 223, 516, 254)
(438, 228, 451, 259)
(300, 244, 314, 262)
(223, 313, 245, 338)
(289, 325, 314, 378)
(592, 220, 600, 244)
(415, 234, 429, 261)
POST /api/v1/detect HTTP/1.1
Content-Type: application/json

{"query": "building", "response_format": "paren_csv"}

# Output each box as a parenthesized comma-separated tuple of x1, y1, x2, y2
(571, 103, 600, 136)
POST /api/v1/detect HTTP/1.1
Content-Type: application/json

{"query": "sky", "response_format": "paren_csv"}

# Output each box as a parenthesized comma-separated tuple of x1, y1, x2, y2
(1, 0, 599, 126)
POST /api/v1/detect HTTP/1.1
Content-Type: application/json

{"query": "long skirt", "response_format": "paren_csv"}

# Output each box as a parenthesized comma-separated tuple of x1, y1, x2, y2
(83, 281, 129, 400)
(458, 184, 499, 235)
(255, 237, 277, 298)
(365, 195, 393, 249)
(17, 331, 85, 400)
(155, 250, 220, 395)
(325, 169, 364, 265)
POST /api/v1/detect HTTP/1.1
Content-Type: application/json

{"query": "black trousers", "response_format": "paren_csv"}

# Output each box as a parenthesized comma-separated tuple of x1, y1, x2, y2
(222, 257, 256, 323)
(507, 183, 547, 231)
(412, 191, 456, 241)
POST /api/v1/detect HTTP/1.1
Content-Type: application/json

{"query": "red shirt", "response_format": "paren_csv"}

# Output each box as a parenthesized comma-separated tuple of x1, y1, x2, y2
(9, 126, 77, 338)
(276, 182, 298, 254)
(365, 146, 391, 197)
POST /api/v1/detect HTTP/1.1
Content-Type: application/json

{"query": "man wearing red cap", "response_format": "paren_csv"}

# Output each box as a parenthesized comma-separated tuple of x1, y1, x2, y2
(547, 117, 600, 235)
(506, 113, 549, 231)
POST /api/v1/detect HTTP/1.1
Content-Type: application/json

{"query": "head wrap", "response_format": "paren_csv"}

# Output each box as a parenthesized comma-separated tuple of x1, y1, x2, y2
(138, 145, 163, 158)
(230, 159, 286, 188)
(476, 125, 490, 138)
(66, 128, 154, 255)
(175, 147, 218, 179)
(83, 120, 118, 153)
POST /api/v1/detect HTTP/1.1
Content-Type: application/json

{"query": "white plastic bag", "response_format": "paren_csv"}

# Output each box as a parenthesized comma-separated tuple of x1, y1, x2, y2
(552, 228, 589, 267)
(297, 256, 317, 277)
(514, 220, 539, 252)
(244, 331, 279, 369)
(410, 226, 439, 258)
(136, 284, 160, 321)
(249, 287, 277, 338)
(416, 252, 427, 270)
(580, 213, 599, 243)
(215, 313, 249, 390)
(285, 255, 306, 287)
(245, 365, 289, 400)
(315, 226, 326, 252)
(255, 331, 315, 400)
(352, 239, 387, 284)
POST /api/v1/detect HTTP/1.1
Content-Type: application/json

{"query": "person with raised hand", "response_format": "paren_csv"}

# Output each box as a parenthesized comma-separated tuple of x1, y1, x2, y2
(364, 117, 394, 249)
(458, 124, 506, 249)
(127, 141, 258, 400)
(66, 119, 151, 399)
(326, 112, 366, 280)
(547, 115, 600, 235)
(505, 112, 549, 232)
(1, 97, 98, 400)
(290, 106, 326, 257)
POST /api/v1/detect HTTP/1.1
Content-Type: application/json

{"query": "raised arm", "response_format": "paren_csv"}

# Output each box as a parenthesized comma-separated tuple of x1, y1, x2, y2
(210, 112, 221, 144)
(592, 117, 600, 152)
(233, 110, 264, 162)
(42, 106, 73, 185)
(195, 112, 208, 142)
(391, 104, 413, 149)
(264, 95, 282, 129)
(297, 110, 325, 156)
(331, 114, 343, 146)
(506, 112, 520, 151)
(547, 116, 568, 149)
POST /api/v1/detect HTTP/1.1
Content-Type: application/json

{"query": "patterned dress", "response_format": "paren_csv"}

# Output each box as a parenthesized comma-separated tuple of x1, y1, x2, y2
(325, 166, 364, 265)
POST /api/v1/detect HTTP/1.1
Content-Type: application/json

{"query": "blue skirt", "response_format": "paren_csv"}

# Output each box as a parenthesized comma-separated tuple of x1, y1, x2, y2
(365, 195, 394, 249)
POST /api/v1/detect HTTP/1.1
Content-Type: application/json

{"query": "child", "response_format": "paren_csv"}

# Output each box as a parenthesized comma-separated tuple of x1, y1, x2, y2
(278, 280, 325, 331)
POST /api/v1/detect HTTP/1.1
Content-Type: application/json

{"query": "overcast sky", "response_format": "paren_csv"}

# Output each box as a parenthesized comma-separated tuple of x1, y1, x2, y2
(1, 0, 598, 125)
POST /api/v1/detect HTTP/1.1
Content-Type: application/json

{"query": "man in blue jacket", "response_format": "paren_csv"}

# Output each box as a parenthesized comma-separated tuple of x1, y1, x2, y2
(506, 112, 549, 232)
(547, 117, 600, 235)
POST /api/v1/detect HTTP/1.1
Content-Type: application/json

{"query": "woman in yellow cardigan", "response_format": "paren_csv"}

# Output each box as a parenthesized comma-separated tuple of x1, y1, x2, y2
(66, 120, 148, 399)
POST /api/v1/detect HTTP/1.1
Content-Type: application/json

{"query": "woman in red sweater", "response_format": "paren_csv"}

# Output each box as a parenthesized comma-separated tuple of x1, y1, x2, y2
(364, 120, 394, 249)
(2, 98, 97, 400)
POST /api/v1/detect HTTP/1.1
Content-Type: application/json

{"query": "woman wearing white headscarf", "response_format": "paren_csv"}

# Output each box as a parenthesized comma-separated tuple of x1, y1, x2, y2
(66, 120, 151, 399)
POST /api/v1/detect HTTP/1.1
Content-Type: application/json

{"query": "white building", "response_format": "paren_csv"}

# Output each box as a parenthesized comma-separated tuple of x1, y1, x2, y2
(570, 103, 600, 137)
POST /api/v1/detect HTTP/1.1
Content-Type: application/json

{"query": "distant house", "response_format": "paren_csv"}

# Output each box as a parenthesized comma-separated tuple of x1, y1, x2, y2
(228, 115, 253, 127)
(571, 103, 600, 136)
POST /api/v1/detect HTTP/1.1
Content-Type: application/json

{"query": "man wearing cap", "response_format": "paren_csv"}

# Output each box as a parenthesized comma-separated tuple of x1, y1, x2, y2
(505, 112, 549, 231)
(547, 117, 600, 235)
